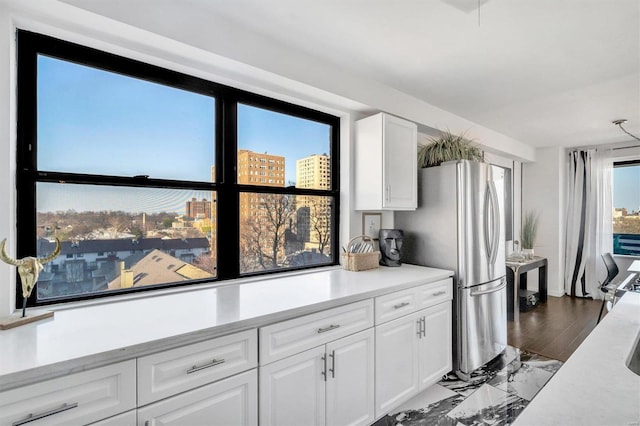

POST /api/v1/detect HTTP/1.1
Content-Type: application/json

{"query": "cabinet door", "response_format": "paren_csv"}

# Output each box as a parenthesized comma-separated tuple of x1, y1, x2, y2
(382, 114, 417, 210)
(374, 312, 420, 418)
(137, 370, 257, 426)
(326, 329, 375, 426)
(0, 360, 136, 426)
(260, 346, 326, 426)
(418, 302, 453, 390)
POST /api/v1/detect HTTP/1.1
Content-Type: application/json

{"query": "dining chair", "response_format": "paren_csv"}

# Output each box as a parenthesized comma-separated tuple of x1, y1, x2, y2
(597, 253, 619, 324)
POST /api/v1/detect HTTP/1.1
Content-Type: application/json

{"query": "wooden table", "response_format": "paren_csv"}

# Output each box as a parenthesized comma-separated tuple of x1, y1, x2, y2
(506, 256, 548, 321)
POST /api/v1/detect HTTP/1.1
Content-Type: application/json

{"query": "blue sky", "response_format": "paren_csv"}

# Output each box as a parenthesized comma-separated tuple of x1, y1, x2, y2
(36, 56, 330, 213)
(614, 165, 640, 212)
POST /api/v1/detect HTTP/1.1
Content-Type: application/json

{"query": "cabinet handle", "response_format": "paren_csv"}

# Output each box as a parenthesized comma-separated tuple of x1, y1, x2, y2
(393, 302, 410, 309)
(416, 318, 422, 338)
(421, 317, 426, 337)
(317, 324, 340, 334)
(12, 402, 78, 426)
(329, 350, 336, 378)
(432, 290, 446, 297)
(186, 358, 225, 374)
(321, 354, 327, 381)
(385, 184, 390, 202)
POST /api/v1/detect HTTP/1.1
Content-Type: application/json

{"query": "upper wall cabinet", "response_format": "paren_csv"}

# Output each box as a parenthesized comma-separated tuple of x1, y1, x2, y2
(355, 113, 417, 211)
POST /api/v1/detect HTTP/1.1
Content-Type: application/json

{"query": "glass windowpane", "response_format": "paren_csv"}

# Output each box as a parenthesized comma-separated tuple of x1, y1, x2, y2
(239, 193, 333, 273)
(613, 163, 640, 255)
(36, 183, 217, 299)
(37, 55, 216, 182)
(237, 104, 331, 188)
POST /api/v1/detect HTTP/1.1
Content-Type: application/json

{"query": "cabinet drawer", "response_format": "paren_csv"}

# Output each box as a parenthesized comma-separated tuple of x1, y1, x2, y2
(137, 369, 257, 426)
(375, 286, 422, 324)
(260, 299, 373, 365)
(138, 329, 257, 406)
(375, 279, 453, 325)
(416, 278, 453, 309)
(0, 360, 136, 426)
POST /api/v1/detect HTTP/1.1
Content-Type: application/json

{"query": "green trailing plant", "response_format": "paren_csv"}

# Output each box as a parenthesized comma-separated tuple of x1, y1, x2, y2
(521, 211, 539, 249)
(417, 130, 484, 168)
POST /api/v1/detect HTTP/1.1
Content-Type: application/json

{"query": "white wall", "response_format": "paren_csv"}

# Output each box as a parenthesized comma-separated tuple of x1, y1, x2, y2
(0, 0, 535, 315)
(522, 147, 566, 297)
(0, 5, 15, 316)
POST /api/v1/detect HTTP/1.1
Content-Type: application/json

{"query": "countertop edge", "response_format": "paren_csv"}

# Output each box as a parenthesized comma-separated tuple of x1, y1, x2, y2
(0, 266, 454, 391)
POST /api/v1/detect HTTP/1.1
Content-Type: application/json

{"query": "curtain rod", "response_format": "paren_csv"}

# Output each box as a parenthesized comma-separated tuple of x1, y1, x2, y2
(613, 144, 640, 151)
(567, 143, 640, 154)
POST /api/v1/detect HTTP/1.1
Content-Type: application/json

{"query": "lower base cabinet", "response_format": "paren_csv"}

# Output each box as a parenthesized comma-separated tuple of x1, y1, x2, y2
(137, 370, 257, 426)
(260, 328, 375, 426)
(375, 302, 452, 417)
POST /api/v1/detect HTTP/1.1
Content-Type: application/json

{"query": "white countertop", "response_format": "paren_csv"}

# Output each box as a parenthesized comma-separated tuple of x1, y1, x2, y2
(0, 264, 453, 391)
(514, 291, 640, 426)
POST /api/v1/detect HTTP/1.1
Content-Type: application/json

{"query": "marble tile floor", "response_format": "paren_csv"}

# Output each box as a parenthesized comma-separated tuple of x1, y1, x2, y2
(373, 346, 563, 426)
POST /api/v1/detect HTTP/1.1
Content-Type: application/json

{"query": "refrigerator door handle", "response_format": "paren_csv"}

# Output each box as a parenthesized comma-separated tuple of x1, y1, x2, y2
(488, 180, 501, 265)
(484, 186, 492, 261)
(470, 279, 506, 297)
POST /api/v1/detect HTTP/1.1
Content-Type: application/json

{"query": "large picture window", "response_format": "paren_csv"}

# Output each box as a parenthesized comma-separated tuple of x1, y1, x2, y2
(613, 160, 640, 255)
(16, 30, 339, 307)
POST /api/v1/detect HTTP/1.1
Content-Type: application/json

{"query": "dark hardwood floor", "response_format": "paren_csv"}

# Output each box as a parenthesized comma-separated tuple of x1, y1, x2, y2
(507, 295, 605, 362)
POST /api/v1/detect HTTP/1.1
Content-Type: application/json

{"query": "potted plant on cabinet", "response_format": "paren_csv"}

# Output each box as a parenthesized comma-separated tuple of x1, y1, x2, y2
(417, 130, 484, 168)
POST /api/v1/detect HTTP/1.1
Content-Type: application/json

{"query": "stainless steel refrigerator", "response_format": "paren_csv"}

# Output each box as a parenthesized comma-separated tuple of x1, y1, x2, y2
(395, 160, 506, 380)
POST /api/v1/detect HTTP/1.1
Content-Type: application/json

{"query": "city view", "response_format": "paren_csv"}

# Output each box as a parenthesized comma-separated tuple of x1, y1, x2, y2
(613, 164, 640, 255)
(34, 56, 333, 299)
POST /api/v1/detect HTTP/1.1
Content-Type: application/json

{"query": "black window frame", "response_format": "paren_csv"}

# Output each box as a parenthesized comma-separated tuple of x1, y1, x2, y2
(612, 159, 640, 256)
(16, 30, 340, 308)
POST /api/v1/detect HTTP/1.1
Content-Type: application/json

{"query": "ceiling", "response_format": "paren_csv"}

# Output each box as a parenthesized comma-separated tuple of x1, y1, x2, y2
(59, 0, 640, 149)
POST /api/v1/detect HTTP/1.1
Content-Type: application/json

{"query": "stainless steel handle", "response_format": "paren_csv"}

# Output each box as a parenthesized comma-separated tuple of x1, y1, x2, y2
(432, 290, 446, 297)
(329, 350, 336, 378)
(321, 354, 327, 381)
(470, 280, 506, 297)
(416, 318, 422, 338)
(484, 185, 492, 259)
(488, 180, 501, 265)
(393, 302, 410, 309)
(317, 324, 340, 334)
(12, 402, 79, 426)
(186, 358, 225, 374)
(422, 317, 427, 337)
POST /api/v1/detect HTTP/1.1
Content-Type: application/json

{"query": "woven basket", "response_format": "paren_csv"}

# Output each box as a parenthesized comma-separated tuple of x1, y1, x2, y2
(341, 235, 380, 271)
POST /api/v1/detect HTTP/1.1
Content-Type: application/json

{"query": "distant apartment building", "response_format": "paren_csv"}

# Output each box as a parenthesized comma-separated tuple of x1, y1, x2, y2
(296, 154, 331, 252)
(186, 197, 212, 219)
(614, 208, 628, 218)
(237, 149, 286, 220)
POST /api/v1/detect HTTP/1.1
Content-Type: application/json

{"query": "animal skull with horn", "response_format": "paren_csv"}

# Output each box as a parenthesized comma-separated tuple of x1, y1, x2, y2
(0, 238, 61, 301)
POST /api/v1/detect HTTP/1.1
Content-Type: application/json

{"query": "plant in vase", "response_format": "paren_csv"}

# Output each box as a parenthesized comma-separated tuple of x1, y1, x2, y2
(521, 211, 539, 259)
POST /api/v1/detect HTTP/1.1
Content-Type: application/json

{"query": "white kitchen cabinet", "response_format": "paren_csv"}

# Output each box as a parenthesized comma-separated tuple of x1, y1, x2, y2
(0, 360, 136, 426)
(260, 329, 375, 426)
(137, 369, 257, 426)
(374, 281, 453, 418)
(419, 302, 452, 389)
(137, 329, 257, 406)
(374, 311, 421, 417)
(355, 112, 417, 211)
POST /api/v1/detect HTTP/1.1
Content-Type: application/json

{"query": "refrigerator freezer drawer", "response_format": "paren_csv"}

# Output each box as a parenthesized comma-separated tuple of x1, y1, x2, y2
(458, 278, 507, 375)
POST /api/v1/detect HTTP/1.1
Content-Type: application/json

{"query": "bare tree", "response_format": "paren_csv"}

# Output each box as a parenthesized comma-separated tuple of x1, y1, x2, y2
(307, 197, 332, 255)
(239, 193, 296, 272)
